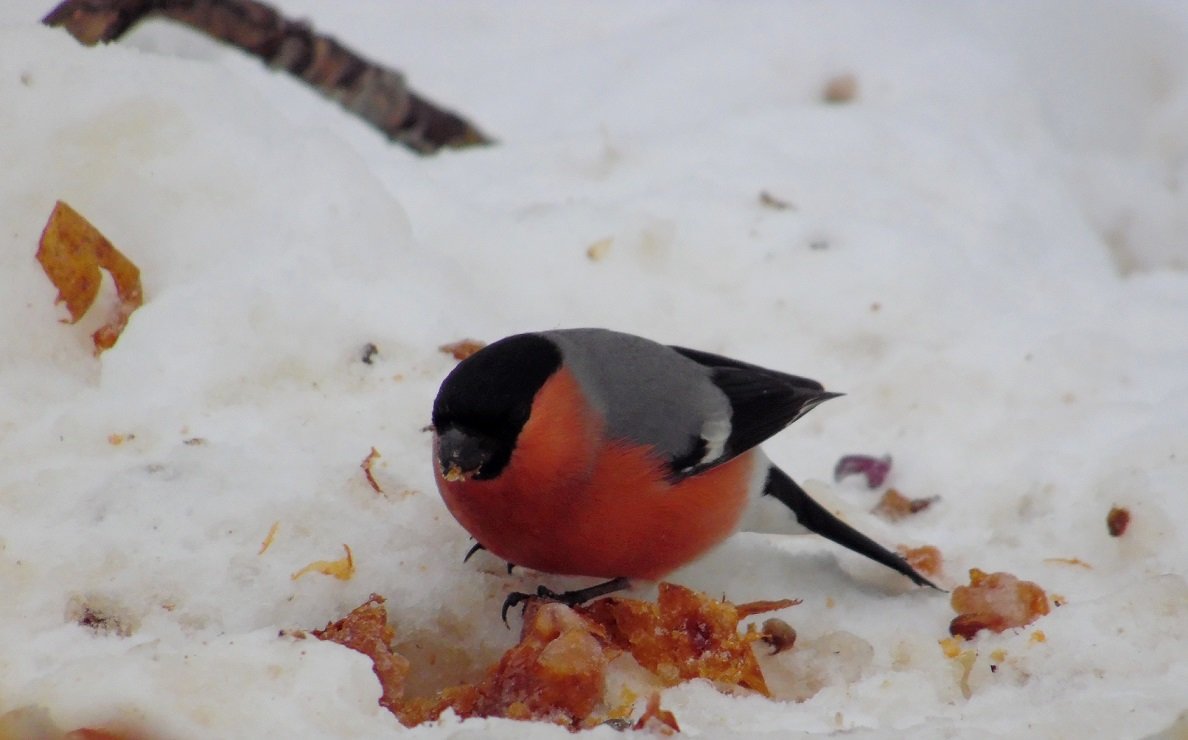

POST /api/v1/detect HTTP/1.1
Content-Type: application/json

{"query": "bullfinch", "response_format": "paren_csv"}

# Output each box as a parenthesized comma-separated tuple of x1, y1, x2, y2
(431, 328, 939, 616)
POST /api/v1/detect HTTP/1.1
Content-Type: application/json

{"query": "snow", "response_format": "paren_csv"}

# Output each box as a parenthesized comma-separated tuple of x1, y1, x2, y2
(2, 1, 1187, 737)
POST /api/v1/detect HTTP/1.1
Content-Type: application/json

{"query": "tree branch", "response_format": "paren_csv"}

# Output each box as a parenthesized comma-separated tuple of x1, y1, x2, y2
(44, 0, 492, 154)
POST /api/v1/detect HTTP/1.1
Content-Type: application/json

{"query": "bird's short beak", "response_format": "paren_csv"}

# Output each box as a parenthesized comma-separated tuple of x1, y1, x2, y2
(437, 427, 493, 482)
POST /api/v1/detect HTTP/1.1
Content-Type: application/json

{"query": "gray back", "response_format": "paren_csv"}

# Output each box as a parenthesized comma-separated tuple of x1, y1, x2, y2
(542, 329, 731, 463)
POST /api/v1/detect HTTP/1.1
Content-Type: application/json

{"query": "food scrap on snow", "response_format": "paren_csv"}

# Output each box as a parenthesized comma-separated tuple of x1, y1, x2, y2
(439, 339, 486, 361)
(361, 447, 383, 493)
(36, 200, 143, 354)
(1107, 506, 1131, 537)
(833, 454, 892, 489)
(897, 545, 944, 579)
(872, 488, 938, 521)
(311, 584, 797, 730)
(949, 569, 1050, 640)
(291, 544, 355, 581)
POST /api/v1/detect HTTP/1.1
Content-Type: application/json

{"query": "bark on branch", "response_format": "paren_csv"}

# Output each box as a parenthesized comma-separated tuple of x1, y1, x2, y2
(43, 0, 492, 154)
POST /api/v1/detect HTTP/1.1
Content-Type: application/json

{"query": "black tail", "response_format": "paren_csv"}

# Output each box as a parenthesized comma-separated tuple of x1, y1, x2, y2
(764, 465, 941, 590)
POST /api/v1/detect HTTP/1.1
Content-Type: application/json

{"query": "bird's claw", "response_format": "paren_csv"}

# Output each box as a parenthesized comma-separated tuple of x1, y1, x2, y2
(463, 543, 518, 574)
(462, 541, 485, 563)
(499, 577, 632, 627)
(500, 586, 558, 626)
(500, 592, 527, 626)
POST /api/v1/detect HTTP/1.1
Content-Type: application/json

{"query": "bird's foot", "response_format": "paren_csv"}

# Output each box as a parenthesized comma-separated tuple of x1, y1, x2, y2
(463, 542, 518, 574)
(462, 542, 485, 563)
(500, 576, 631, 626)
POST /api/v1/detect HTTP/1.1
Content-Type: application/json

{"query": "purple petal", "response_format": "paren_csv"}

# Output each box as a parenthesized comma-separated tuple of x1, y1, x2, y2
(833, 454, 892, 488)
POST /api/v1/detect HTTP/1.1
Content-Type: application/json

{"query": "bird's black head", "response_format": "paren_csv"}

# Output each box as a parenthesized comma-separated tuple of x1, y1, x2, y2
(431, 333, 562, 481)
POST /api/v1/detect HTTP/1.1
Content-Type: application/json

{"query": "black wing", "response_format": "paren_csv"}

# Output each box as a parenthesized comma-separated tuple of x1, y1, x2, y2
(670, 345, 842, 467)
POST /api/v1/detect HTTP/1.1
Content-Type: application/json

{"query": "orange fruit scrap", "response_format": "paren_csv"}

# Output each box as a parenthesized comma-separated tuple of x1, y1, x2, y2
(1106, 506, 1130, 537)
(361, 447, 383, 493)
(873, 489, 937, 521)
(439, 339, 486, 361)
(291, 544, 355, 581)
(36, 201, 143, 354)
(313, 583, 797, 730)
(949, 569, 1050, 640)
(898, 545, 944, 578)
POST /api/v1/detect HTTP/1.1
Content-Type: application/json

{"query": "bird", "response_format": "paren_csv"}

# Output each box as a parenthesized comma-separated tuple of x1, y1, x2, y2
(430, 328, 939, 619)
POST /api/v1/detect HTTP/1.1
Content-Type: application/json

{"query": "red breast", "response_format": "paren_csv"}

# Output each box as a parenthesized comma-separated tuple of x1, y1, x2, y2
(435, 367, 756, 580)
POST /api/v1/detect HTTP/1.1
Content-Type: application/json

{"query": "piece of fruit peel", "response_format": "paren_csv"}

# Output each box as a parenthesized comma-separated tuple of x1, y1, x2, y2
(292, 544, 355, 581)
(36, 201, 143, 354)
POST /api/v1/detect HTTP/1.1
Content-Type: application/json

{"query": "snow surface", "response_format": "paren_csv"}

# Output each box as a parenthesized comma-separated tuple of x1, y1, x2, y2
(2, 1, 1188, 737)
